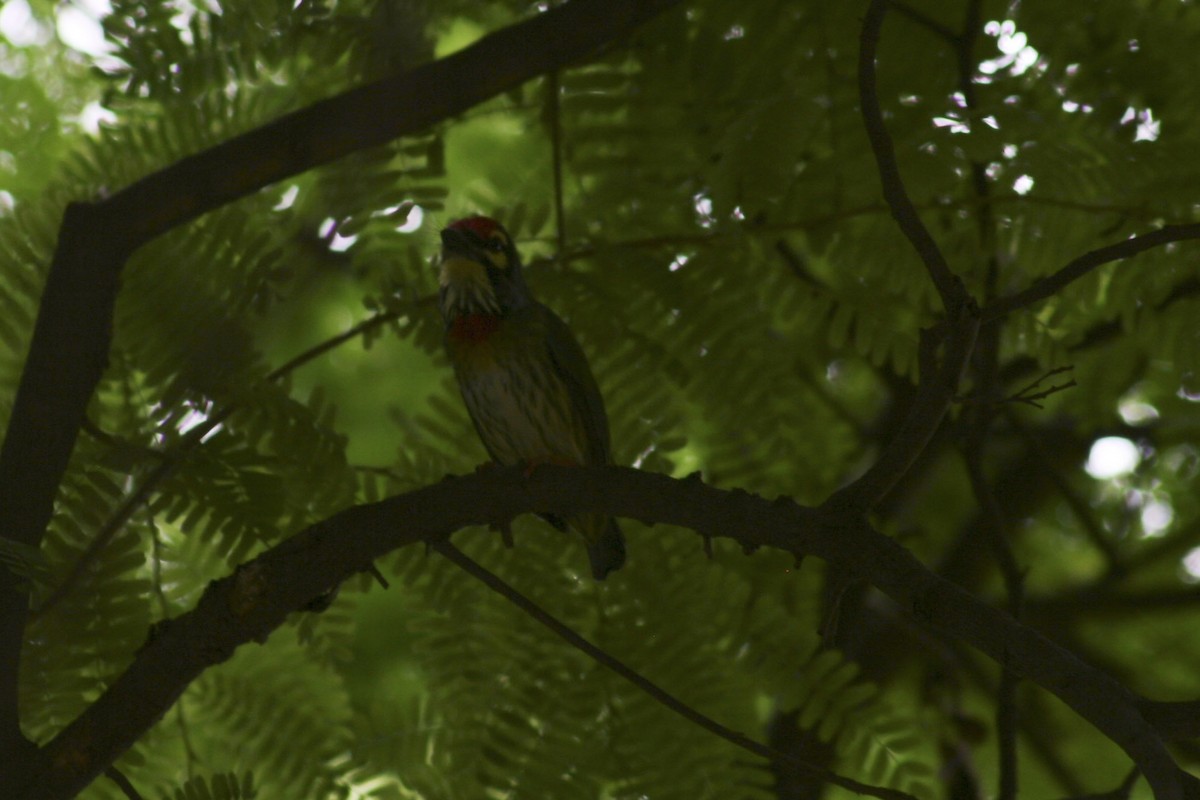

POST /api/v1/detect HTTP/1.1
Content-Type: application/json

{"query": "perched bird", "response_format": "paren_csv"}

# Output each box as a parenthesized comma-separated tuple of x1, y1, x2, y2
(437, 215, 626, 579)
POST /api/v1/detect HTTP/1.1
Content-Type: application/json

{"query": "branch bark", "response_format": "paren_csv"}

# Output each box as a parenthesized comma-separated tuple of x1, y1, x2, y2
(827, 0, 981, 514)
(857, 0, 970, 313)
(982, 223, 1200, 322)
(0, 0, 681, 773)
(11, 466, 1194, 799)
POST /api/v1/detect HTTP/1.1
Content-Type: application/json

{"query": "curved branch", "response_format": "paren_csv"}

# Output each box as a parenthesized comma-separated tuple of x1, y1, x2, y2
(1139, 699, 1200, 740)
(15, 466, 1192, 799)
(824, 311, 980, 512)
(982, 223, 1200, 322)
(857, 0, 969, 312)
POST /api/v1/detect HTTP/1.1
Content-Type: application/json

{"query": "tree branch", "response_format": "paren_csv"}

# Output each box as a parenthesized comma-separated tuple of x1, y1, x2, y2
(857, 0, 970, 312)
(436, 541, 915, 800)
(12, 466, 1193, 799)
(820, 0, 984, 514)
(964, 448, 1025, 800)
(0, 0, 682, 768)
(982, 224, 1200, 322)
(824, 313, 979, 512)
(1139, 699, 1200, 740)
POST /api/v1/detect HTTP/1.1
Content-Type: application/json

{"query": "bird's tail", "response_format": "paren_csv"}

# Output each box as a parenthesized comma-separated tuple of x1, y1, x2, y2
(573, 513, 626, 580)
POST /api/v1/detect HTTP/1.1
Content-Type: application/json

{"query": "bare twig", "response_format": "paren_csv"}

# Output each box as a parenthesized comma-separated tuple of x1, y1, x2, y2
(435, 541, 916, 800)
(820, 0, 985, 514)
(775, 239, 828, 289)
(957, 366, 1077, 409)
(1007, 366, 1076, 408)
(888, 0, 958, 42)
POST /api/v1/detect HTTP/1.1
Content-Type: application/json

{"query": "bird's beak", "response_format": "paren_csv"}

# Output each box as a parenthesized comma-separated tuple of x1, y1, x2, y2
(439, 229, 499, 316)
(439, 227, 487, 290)
(440, 227, 476, 261)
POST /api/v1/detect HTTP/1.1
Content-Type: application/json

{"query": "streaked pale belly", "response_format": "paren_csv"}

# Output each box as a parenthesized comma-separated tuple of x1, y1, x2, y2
(457, 352, 585, 467)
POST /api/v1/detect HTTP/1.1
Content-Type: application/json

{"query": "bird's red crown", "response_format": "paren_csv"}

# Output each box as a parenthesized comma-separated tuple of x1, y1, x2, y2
(448, 215, 501, 240)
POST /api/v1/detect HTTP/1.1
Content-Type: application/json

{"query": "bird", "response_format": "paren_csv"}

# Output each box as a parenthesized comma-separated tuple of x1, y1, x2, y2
(436, 215, 626, 580)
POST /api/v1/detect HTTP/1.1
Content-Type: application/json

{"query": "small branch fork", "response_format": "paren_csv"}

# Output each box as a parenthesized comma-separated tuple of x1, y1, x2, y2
(956, 365, 1077, 410)
(1005, 366, 1077, 409)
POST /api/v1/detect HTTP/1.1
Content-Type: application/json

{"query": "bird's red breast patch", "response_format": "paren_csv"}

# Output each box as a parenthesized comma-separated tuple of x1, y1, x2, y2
(448, 216, 500, 240)
(449, 312, 502, 343)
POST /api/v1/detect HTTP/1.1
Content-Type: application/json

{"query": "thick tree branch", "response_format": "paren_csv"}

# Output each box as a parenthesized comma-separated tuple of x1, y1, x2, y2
(13, 466, 1194, 799)
(857, 0, 970, 313)
(982, 224, 1200, 322)
(436, 541, 915, 800)
(0, 0, 681, 766)
(1139, 699, 1200, 740)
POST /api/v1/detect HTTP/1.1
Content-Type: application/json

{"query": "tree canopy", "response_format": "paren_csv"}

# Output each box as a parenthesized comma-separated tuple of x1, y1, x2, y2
(1, 0, 1199, 798)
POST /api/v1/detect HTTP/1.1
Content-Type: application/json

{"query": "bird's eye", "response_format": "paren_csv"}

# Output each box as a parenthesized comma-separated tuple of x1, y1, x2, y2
(485, 238, 506, 252)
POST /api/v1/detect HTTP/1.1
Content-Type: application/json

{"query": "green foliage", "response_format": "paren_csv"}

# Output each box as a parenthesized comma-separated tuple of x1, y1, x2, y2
(3, 0, 1200, 798)
(164, 773, 256, 800)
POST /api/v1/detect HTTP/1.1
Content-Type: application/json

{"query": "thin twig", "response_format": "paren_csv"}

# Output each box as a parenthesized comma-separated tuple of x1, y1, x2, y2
(1005, 365, 1077, 409)
(33, 309, 402, 619)
(434, 540, 917, 800)
(775, 240, 828, 290)
(549, 195, 1164, 265)
(548, 69, 568, 255)
(265, 309, 401, 382)
(888, 0, 958, 42)
(824, 313, 979, 512)
(957, 366, 1077, 409)
(80, 419, 169, 461)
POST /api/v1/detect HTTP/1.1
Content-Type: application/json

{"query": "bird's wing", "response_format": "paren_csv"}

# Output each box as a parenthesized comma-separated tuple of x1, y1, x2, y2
(539, 303, 613, 466)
